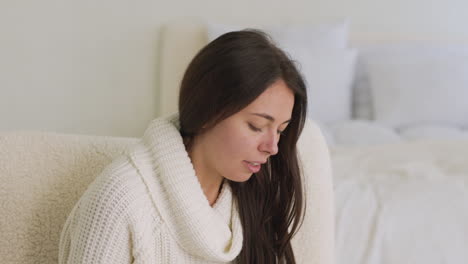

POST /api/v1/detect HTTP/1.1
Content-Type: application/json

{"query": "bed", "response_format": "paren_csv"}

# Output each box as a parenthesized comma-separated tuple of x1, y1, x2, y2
(159, 20, 468, 264)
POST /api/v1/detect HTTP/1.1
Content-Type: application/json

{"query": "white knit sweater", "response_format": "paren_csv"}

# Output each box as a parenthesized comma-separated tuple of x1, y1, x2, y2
(58, 113, 335, 264)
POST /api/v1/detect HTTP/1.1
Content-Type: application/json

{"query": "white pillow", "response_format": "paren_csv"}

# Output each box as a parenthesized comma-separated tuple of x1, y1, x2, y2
(292, 47, 357, 123)
(363, 47, 468, 128)
(205, 20, 350, 50)
(353, 45, 468, 121)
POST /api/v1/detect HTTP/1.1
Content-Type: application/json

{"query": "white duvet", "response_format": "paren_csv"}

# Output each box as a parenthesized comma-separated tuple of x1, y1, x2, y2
(330, 139, 468, 264)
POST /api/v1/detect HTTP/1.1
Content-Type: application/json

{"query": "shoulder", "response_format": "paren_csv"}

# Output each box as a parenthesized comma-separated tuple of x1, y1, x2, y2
(74, 154, 152, 222)
(59, 154, 155, 263)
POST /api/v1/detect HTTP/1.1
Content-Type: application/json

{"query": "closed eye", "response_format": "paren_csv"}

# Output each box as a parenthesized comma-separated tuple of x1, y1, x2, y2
(248, 123, 262, 132)
(250, 123, 286, 135)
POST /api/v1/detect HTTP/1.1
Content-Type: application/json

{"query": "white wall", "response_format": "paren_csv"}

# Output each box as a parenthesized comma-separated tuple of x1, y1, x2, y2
(1, 0, 468, 137)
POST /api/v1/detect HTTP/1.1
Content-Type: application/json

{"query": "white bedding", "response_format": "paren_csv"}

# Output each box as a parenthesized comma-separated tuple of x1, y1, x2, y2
(330, 139, 468, 264)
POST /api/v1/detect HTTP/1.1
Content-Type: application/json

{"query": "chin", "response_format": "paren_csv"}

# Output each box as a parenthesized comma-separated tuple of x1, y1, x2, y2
(227, 173, 254, 183)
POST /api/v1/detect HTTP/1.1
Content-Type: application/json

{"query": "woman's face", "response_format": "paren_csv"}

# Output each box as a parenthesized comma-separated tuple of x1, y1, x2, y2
(191, 78, 295, 183)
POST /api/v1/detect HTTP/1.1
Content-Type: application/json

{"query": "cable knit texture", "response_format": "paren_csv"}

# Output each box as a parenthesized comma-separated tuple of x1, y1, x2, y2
(58, 113, 335, 264)
(59, 113, 243, 263)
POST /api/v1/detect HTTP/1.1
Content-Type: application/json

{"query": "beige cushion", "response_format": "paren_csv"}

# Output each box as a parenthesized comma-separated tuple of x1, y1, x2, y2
(293, 119, 336, 264)
(0, 131, 138, 264)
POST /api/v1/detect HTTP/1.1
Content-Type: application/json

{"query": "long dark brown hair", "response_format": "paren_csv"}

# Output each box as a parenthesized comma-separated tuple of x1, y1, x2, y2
(178, 29, 308, 263)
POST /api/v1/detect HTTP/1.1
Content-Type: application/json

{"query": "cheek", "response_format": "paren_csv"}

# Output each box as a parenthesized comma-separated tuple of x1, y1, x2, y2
(206, 124, 260, 182)
(216, 125, 257, 160)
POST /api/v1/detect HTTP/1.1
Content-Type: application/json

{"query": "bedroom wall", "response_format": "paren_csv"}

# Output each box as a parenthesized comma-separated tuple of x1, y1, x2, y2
(1, 0, 468, 137)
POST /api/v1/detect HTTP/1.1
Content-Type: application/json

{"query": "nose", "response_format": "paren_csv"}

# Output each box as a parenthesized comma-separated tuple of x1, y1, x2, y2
(259, 130, 279, 156)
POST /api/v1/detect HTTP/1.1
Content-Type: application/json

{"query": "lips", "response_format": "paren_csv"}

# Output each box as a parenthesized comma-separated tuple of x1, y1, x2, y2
(243, 160, 265, 173)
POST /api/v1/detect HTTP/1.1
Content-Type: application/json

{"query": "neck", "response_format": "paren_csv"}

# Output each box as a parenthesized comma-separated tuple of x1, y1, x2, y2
(201, 177, 225, 206)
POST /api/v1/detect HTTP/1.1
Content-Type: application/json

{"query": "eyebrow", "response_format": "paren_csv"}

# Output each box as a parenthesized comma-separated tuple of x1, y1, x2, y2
(250, 113, 291, 124)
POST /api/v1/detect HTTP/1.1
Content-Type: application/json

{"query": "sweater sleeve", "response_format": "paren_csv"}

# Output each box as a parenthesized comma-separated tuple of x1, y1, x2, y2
(291, 119, 336, 264)
(58, 167, 134, 264)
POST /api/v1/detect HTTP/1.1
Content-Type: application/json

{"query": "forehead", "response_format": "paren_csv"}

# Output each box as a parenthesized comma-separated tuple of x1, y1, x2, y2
(241, 79, 295, 121)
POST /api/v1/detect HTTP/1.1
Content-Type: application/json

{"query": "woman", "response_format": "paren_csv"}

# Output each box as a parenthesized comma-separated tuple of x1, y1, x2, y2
(59, 29, 334, 263)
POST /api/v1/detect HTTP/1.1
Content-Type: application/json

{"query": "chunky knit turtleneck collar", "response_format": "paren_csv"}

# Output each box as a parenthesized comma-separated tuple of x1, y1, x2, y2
(127, 113, 243, 262)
